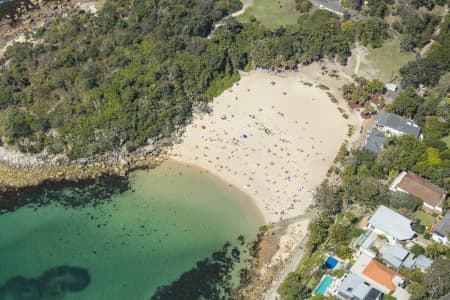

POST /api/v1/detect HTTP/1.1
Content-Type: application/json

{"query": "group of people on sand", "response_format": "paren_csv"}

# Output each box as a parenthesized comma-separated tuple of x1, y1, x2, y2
(170, 76, 336, 223)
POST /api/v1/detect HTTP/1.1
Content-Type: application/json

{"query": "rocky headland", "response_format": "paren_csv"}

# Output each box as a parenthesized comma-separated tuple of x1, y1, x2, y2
(0, 0, 99, 53)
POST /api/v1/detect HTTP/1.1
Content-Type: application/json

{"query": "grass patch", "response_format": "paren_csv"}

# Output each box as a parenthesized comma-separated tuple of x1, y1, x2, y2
(441, 135, 450, 148)
(239, 0, 301, 29)
(364, 39, 414, 82)
(415, 210, 435, 227)
(302, 81, 313, 86)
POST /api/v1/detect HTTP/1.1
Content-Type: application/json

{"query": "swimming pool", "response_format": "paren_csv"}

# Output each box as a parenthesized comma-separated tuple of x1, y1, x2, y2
(313, 275, 334, 295)
(325, 256, 339, 269)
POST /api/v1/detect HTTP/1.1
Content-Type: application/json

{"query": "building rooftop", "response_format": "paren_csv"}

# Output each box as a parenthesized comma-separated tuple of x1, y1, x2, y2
(434, 212, 450, 238)
(415, 255, 433, 270)
(357, 230, 377, 249)
(368, 206, 415, 241)
(337, 273, 382, 300)
(363, 259, 403, 292)
(377, 112, 421, 138)
(363, 128, 386, 154)
(385, 83, 398, 92)
(395, 172, 447, 209)
(382, 245, 414, 269)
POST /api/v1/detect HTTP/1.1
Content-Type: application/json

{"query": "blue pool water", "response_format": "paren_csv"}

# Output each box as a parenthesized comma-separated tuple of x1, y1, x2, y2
(313, 275, 333, 295)
(325, 256, 339, 269)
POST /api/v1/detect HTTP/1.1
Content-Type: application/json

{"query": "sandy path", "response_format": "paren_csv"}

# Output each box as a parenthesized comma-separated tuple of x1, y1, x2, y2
(354, 47, 361, 75)
(170, 67, 361, 224)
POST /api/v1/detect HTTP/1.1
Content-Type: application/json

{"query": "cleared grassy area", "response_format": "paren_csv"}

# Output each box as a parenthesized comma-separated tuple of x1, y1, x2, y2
(364, 39, 414, 83)
(350, 39, 415, 83)
(442, 135, 450, 148)
(239, 0, 301, 29)
(416, 210, 435, 227)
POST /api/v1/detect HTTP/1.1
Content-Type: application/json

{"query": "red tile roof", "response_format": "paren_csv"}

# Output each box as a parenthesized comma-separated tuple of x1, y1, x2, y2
(363, 260, 403, 291)
(396, 172, 447, 209)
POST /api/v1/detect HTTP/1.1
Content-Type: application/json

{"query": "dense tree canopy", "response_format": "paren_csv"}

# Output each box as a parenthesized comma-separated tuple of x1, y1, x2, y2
(0, 2, 369, 159)
(425, 258, 450, 299)
(400, 14, 450, 88)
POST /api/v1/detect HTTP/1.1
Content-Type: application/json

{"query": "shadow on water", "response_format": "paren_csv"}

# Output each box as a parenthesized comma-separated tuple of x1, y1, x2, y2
(0, 175, 129, 213)
(150, 237, 249, 300)
(0, 265, 90, 300)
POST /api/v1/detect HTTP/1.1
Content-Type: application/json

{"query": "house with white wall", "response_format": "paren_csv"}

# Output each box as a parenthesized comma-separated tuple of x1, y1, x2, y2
(390, 171, 447, 214)
(432, 213, 450, 245)
(367, 206, 416, 244)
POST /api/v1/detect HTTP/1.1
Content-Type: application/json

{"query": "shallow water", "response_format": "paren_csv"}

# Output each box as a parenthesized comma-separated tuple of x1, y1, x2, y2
(0, 161, 263, 299)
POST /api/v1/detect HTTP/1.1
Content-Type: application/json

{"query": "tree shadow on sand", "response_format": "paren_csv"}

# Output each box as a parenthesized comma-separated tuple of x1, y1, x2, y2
(0, 265, 90, 300)
(150, 240, 245, 300)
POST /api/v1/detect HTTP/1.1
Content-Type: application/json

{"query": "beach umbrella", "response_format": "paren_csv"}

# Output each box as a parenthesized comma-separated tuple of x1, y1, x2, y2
(220, 115, 227, 120)
(242, 134, 248, 139)
(201, 125, 206, 129)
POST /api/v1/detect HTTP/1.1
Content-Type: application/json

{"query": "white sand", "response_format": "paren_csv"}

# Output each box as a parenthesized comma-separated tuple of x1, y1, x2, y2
(170, 66, 362, 223)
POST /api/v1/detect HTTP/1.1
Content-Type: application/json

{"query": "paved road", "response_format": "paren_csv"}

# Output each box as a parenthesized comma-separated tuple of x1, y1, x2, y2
(262, 212, 315, 300)
(263, 233, 310, 300)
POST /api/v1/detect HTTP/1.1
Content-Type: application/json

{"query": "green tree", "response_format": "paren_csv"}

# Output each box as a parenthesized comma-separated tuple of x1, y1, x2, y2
(407, 282, 427, 300)
(386, 88, 422, 119)
(314, 180, 342, 215)
(388, 192, 422, 212)
(278, 272, 312, 300)
(355, 18, 389, 48)
(5, 109, 32, 142)
(425, 258, 450, 299)
(307, 213, 332, 251)
(410, 244, 426, 256)
(295, 0, 312, 12)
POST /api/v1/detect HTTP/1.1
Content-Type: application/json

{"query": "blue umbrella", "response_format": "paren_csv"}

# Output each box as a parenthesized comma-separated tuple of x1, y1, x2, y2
(242, 134, 248, 139)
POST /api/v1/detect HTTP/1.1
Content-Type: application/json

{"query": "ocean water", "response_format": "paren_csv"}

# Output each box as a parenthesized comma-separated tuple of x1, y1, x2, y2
(0, 161, 263, 299)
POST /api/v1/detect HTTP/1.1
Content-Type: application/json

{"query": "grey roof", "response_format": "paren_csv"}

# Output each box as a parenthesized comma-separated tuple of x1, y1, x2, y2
(368, 206, 415, 241)
(365, 288, 383, 300)
(363, 128, 386, 154)
(416, 255, 433, 270)
(434, 212, 450, 238)
(377, 112, 421, 138)
(357, 230, 377, 249)
(338, 273, 366, 299)
(337, 273, 382, 300)
(354, 283, 372, 300)
(382, 245, 415, 269)
(403, 253, 416, 269)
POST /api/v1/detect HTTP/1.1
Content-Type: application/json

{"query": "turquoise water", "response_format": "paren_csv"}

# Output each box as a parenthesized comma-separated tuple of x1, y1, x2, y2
(313, 275, 333, 295)
(0, 161, 264, 299)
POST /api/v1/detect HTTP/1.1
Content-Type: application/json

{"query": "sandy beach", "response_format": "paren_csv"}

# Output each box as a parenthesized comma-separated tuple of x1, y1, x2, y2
(170, 64, 362, 224)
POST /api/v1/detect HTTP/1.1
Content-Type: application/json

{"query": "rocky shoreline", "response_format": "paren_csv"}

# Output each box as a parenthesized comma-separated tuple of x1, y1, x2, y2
(0, 141, 168, 190)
